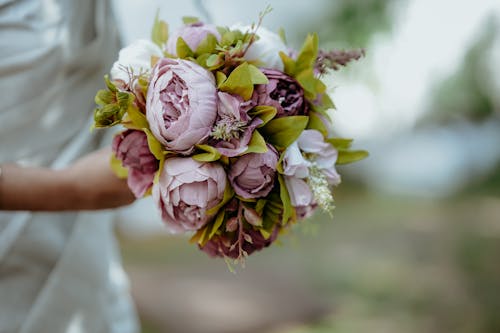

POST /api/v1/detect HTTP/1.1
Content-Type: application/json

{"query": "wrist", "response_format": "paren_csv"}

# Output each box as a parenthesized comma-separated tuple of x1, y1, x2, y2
(60, 166, 93, 210)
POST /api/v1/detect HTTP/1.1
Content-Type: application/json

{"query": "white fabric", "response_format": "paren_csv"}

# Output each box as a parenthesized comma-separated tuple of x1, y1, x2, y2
(0, 0, 139, 332)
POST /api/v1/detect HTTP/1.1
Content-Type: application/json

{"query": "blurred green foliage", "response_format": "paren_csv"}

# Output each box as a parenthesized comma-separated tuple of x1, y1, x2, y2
(424, 17, 499, 124)
(301, 0, 401, 47)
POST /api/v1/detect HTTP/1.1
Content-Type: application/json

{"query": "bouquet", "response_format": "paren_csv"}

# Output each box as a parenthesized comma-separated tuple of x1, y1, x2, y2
(93, 8, 367, 264)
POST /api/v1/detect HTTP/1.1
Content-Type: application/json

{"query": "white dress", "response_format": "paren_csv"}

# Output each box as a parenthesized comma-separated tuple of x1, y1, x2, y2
(0, 0, 139, 332)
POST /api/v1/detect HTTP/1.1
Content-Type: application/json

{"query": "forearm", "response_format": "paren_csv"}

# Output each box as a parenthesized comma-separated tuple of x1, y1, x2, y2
(0, 149, 135, 211)
(0, 164, 77, 211)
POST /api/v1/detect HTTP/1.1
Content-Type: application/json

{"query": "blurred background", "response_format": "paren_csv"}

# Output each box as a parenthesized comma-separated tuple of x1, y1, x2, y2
(112, 0, 500, 332)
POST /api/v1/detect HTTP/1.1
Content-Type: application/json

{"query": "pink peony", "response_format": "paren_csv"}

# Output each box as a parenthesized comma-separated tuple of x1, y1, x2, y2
(228, 145, 279, 199)
(254, 69, 308, 118)
(112, 130, 159, 198)
(166, 22, 221, 56)
(153, 157, 227, 233)
(211, 92, 262, 157)
(146, 58, 218, 154)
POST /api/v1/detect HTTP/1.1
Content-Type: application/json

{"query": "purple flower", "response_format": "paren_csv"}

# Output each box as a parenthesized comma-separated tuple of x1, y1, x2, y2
(166, 22, 221, 56)
(146, 58, 218, 154)
(254, 69, 308, 118)
(153, 157, 227, 233)
(200, 225, 279, 259)
(228, 145, 279, 199)
(112, 130, 159, 198)
(211, 92, 262, 157)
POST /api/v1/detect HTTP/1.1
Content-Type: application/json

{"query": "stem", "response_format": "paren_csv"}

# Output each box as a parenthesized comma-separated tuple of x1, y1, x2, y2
(241, 5, 273, 56)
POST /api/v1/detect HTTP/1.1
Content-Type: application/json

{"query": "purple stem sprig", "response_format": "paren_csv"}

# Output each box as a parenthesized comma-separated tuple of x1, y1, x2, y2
(315, 48, 366, 74)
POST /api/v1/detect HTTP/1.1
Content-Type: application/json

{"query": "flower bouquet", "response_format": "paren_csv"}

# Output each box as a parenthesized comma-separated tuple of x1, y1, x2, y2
(93, 9, 367, 264)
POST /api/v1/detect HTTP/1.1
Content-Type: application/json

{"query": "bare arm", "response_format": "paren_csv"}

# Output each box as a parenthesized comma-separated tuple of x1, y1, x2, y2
(0, 148, 135, 211)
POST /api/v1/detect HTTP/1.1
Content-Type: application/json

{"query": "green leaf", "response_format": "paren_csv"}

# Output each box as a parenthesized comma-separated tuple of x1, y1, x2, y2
(151, 11, 169, 47)
(218, 62, 255, 100)
(259, 228, 272, 240)
(195, 53, 210, 68)
(320, 92, 336, 110)
(143, 128, 165, 161)
(195, 34, 218, 55)
(95, 89, 114, 105)
(99, 103, 121, 117)
(153, 158, 165, 185)
(122, 105, 148, 130)
(193, 144, 221, 162)
(182, 16, 200, 25)
(117, 91, 134, 109)
(247, 64, 269, 85)
(221, 30, 236, 46)
(110, 152, 128, 179)
(278, 174, 294, 225)
(216, 26, 229, 37)
(278, 27, 287, 45)
(295, 33, 319, 74)
(176, 37, 194, 59)
(261, 116, 309, 149)
(261, 192, 283, 232)
(307, 112, 328, 137)
(196, 226, 210, 246)
(296, 69, 325, 100)
(248, 106, 277, 127)
(216, 71, 227, 87)
(206, 183, 235, 215)
(208, 210, 225, 240)
(189, 227, 205, 244)
(276, 151, 285, 174)
(337, 149, 369, 164)
(255, 199, 267, 215)
(104, 75, 118, 93)
(327, 138, 353, 150)
(92, 76, 135, 129)
(244, 130, 268, 154)
(143, 186, 152, 198)
(279, 51, 296, 76)
(93, 104, 122, 128)
(206, 54, 224, 70)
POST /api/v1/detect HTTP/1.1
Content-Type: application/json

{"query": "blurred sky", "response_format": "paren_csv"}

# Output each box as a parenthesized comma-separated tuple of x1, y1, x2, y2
(112, 0, 500, 233)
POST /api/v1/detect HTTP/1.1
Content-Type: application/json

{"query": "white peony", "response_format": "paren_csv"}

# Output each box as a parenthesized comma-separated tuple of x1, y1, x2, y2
(282, 130, 341, 209)
(110, 39, 163, 83)
(283, 129, 340, 184)
(282, 141, 311, 178)
(231, 24, 288, 71)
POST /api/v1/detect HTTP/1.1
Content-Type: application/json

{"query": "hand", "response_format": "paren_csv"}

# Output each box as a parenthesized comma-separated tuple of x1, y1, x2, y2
(65, 147, 135, 210)
(0, 147, 135, 211)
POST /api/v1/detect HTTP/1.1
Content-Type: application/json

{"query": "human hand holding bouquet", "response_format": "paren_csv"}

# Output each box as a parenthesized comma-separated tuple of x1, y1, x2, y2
(93, 9, 367, 264)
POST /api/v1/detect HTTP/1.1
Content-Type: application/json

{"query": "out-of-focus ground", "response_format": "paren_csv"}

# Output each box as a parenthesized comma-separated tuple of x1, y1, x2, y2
(119, 183, 500, 333)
